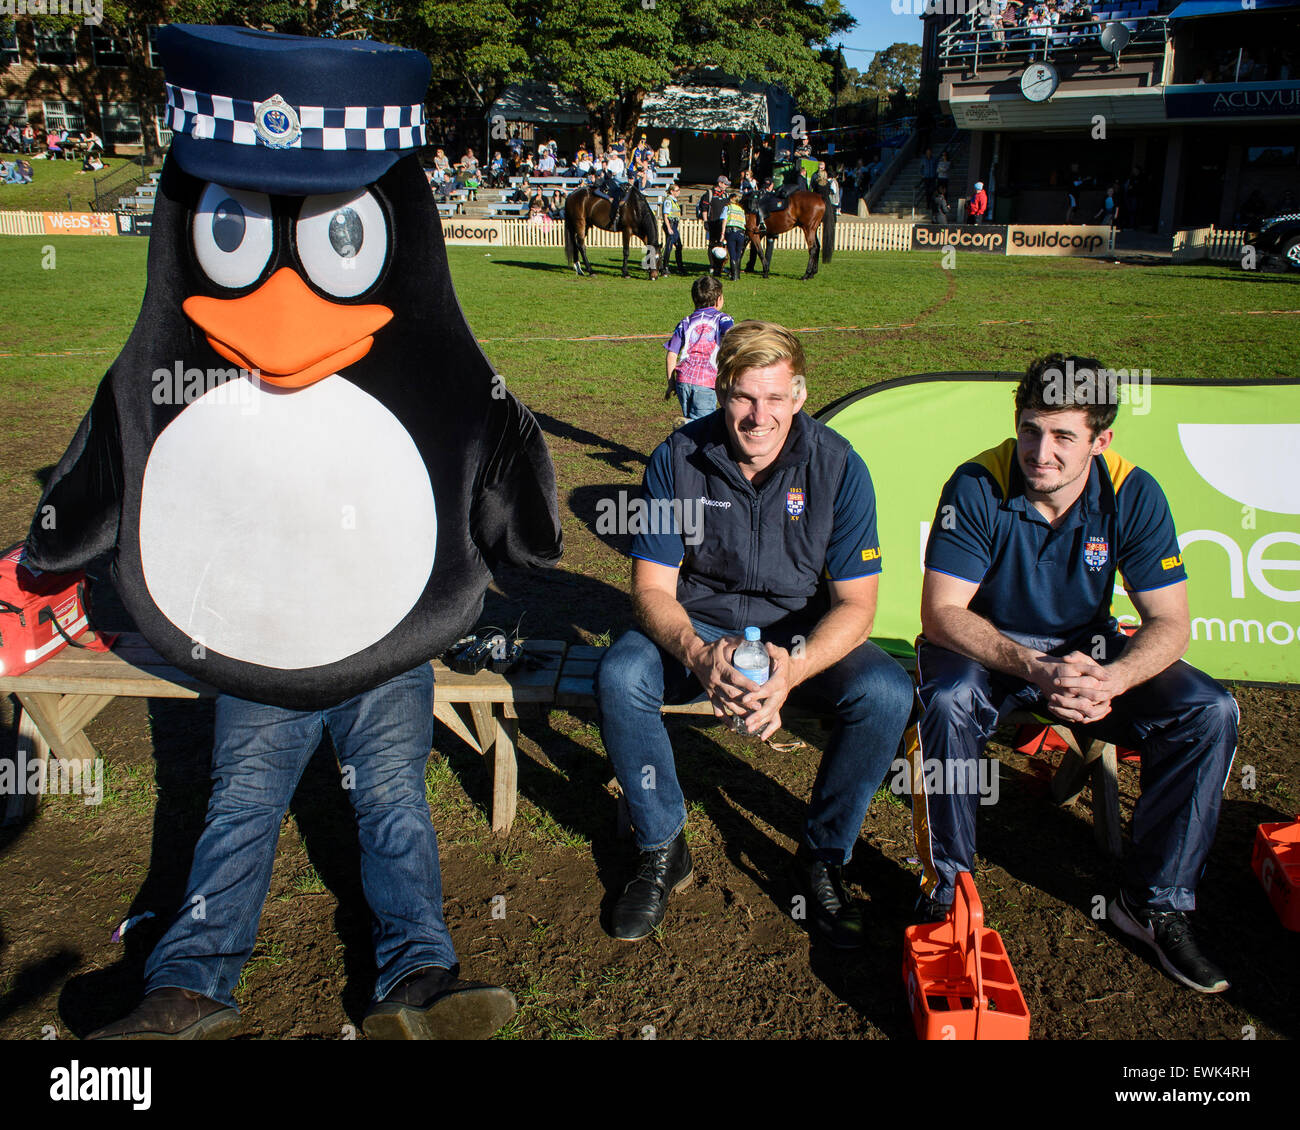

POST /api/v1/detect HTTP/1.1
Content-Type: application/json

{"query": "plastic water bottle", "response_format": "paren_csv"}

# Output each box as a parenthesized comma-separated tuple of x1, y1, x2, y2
(731, 626, 770, 733)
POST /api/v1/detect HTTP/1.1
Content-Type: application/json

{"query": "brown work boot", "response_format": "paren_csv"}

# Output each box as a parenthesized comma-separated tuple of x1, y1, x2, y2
(363, 966, 516, 1040)
(86, 988, 240, 1041)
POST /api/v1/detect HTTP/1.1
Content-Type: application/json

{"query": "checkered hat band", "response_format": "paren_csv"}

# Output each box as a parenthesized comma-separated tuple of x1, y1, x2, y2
(165, 83, 426, 151)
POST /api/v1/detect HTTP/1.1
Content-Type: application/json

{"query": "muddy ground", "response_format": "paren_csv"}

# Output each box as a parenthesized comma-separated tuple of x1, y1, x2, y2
(0, 390, 1296, 1042)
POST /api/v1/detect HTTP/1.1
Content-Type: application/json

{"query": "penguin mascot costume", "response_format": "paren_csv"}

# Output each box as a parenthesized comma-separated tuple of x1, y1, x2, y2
(29, 25, 561, 1041)
(25, 25, 561, 710)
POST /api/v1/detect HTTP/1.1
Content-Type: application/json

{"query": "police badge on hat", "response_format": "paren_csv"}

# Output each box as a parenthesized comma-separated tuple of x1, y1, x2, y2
(253, 94, 301, 149)
(1084, 535, 1109, 571)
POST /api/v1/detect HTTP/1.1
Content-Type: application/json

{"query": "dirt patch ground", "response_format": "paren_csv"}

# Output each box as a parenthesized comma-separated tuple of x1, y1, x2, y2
(1, 390, 1297, 1043)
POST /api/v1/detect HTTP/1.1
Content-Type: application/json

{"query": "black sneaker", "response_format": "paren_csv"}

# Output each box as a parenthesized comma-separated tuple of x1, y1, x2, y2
(912, 890, 952, 925)
(610, 830, 693, 941)
(794, 845, 865, 949)
(1108, 892, 1230, 994)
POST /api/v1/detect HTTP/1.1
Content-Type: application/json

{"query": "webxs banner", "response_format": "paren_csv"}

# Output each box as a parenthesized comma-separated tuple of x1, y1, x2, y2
(1006, 225, 1112, 257)
(912, 224, 1007, 253)
(818, 376, 1300, 685)
(42, 211, 116, 236)
(440, 220, 505, 246)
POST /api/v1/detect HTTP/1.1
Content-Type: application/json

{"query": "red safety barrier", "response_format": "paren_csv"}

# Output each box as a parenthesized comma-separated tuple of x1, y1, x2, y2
(903, 872, 1031, 1040)
(1251, 818, 1300, 932)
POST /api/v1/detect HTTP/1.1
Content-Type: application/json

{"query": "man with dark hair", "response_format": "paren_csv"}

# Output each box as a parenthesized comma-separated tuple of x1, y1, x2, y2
(597, 320, 914, 948)
(909, 354, 1237, 993)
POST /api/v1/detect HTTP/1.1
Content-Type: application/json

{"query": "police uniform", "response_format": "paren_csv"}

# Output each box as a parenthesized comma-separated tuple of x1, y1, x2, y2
(596, 411, 915, 861)
(911, 438, 1238, 913)
(660, 191, 684, 273)
(724, 200, 747, 280)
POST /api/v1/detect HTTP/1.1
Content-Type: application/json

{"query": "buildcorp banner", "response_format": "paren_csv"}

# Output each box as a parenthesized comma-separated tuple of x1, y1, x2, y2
(818, 375, 1300, 684)
(911, 224, 1008, 254)
(1006, 225, 1112, 257)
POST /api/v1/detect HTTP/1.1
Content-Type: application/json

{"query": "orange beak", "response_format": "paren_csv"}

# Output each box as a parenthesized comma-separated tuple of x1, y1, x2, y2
(182, 268, 393, 389)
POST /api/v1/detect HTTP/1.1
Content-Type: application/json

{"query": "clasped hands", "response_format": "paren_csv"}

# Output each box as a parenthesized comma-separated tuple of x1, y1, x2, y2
(1029, 650, 1132, 725)
(687, 636, 796, 742)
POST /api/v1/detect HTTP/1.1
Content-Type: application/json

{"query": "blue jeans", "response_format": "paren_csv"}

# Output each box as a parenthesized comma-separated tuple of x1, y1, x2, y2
(677, 382, 717, 420)
(145, 664, 456, 1008)
(596, 619, 915, 862)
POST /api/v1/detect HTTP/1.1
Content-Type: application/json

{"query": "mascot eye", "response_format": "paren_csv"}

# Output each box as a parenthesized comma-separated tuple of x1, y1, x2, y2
(193, 182, 273, 289)
(295, 189, 387, 298)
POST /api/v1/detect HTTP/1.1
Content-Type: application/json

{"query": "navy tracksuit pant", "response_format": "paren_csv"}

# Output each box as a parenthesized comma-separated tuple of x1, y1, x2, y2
(910, 625, 1238, 912)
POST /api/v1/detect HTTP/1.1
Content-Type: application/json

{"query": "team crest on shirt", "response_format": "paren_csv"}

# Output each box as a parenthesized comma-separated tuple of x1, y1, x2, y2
(786, 488, 805, 519)
(1084, 535, 1109, 571)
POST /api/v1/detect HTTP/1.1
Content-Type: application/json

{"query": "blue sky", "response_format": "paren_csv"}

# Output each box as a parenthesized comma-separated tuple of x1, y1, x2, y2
(837, 0, 926, 58)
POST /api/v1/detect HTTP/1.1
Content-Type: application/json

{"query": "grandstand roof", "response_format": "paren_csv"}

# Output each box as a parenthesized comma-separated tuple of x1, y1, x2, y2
(637, 81, 770, 133)
(489, 81, 589, 125)
(1168, 0, 1300, 13)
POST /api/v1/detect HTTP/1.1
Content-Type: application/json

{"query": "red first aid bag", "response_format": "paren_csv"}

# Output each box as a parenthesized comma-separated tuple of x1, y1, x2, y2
(0, 543, 110, 677)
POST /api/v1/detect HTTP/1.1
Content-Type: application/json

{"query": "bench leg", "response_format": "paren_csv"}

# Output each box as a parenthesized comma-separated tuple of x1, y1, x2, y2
(1089, 742, 1122, 858)
(1048, 726, 1093, 806)
(490, 713, 518, 837)
(1, 704, 52, 826)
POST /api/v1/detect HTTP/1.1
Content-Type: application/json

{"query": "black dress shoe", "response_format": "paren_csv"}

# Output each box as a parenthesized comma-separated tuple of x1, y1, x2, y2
(610, 830, 693, 941)
(86, 988, 240, 1041)
(363, 966, 517, 1040)
(794, 845, 865, 949)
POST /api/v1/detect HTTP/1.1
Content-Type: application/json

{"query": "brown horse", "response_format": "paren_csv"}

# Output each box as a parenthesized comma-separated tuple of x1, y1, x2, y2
(742, 189, 835, 280)
(564, 183, 661, 279)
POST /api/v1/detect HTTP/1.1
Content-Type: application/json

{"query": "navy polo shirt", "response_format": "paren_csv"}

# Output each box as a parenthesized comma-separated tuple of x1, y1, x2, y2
(630, 411, 882, 631)
(925, 438, 1186, 639)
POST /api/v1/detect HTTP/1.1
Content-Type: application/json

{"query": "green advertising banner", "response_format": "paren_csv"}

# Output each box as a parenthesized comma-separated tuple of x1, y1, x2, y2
(817, 375, 1300, 686)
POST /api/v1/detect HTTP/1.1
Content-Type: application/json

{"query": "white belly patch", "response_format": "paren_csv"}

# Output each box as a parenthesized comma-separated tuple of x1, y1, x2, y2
(139, 374, 438, 669)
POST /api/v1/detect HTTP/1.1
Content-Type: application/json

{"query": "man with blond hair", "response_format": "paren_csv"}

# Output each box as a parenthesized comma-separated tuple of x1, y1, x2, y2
(596, 321, 914, 947)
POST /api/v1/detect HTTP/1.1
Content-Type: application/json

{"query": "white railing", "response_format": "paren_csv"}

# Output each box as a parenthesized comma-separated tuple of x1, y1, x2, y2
(1171, 226, 1247, 262)
(0, 211, 47, 235)
(471, 217, 914, 251)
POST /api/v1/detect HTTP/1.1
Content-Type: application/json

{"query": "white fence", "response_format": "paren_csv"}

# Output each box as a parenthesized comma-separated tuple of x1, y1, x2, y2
(470, 217, 914, 251)
(0, 211, 47, 235)
(1171, 226, 1248, 263)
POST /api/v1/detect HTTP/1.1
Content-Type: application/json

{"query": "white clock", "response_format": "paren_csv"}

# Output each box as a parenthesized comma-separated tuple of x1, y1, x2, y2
(1020, 62, 1059, 102)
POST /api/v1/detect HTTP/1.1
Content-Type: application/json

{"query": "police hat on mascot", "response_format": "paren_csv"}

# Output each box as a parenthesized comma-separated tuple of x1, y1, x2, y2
(25, 24, 562, 710)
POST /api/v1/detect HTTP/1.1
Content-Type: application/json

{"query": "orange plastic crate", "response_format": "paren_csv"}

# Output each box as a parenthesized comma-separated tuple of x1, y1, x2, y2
(903, 872, 1030, 1040)
(1251, 819, 1300, 932)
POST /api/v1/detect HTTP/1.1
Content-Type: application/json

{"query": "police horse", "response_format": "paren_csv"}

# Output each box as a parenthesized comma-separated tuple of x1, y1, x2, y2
(742, 188, 835, 280)
(564, 183, 661, 279)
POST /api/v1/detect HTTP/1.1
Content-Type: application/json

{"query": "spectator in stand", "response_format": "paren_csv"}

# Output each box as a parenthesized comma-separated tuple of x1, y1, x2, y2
(1094, 182, 1118, 226)
(932, 185, 952, 224)
(4, 122, 21, 152)
(537, 147, 556, 175)
(739, 167, 757, 196)
(575, 147, 592, 176)
(21, 123, 34, 154)
(605, 147, 627, 186)
(45, 128, 65, 160)
(656, 137, 672, 168)
(936, 150, 951, 195)
(633, 134, 653, 167)
(967, 180, 988, 225)
(549, 187, 565, 219)
(634, 156, 653, 191)
(507, 176, 530, 204)
(487, 150, 506, 187)
(433, 147, 450, 174)
(920, 146, 937, 205)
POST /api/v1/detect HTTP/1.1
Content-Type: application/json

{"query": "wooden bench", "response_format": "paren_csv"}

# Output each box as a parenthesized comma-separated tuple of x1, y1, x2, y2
(0, 632, 565, 835)
(557, 644, 1121, 856)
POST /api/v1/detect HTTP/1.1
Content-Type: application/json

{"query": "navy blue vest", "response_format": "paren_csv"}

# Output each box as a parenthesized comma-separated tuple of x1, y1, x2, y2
(663, 411, 851, 632)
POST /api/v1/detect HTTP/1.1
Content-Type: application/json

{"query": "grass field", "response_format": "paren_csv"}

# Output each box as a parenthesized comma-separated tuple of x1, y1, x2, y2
(0, 235, 1298, 1042)
(0, 156, 156, 213)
